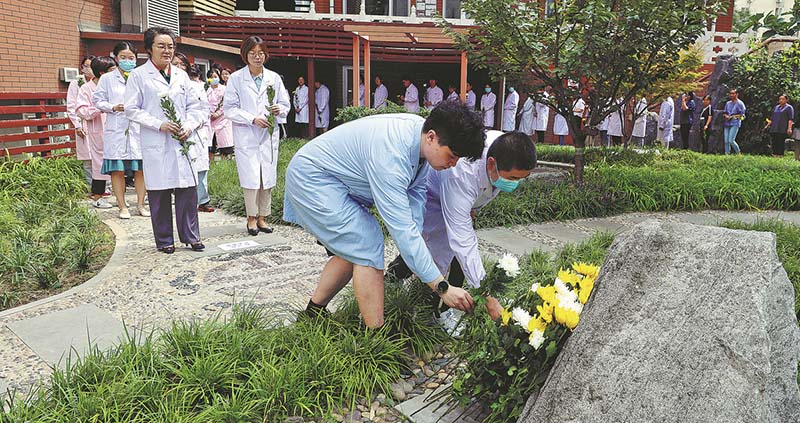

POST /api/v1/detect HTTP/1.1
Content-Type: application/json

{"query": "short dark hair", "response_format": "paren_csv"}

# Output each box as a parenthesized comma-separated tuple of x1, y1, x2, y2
(488, 131, 537, 172)
(188, 64, 201, 79)
(112, 41, 138, 57)
(402, 75, 411, 82)
(374, 74, 382, 81)
(240, 36, 268, 63)
(81, 55, 96, 67)
(423, 101, 485, 161)
(779, 93, 789, 101)
(90, 56, 117, 77)
(143, 27, 175, 54)
(703, 95, 712, 102)
(207, 68, 219, 78)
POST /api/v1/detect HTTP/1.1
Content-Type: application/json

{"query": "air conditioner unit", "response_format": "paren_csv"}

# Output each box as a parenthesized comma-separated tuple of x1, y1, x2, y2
(60, 67, 80, 83)
(121, 0, 180, 36)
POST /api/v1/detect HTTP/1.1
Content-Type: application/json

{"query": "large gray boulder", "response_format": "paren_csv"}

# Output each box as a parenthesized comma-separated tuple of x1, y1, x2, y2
(518, 220, 800, 423)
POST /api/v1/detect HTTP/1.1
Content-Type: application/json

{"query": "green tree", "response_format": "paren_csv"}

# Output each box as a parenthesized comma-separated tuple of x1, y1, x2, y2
(738, 2, 800, 40)
(441, 0, 725, 180)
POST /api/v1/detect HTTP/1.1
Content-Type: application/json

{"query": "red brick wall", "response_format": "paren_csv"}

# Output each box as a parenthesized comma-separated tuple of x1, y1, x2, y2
(437, 0, 443, 14)
(0, 0, 118, 93)
(334, 0, 343, 14)
(715, 0, 735, 32)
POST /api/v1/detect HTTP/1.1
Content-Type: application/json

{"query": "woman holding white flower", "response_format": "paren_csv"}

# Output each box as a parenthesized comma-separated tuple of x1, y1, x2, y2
(93, 41, 148, 220)
(223, 36, 290, 236)
(124, 27, 207, 254)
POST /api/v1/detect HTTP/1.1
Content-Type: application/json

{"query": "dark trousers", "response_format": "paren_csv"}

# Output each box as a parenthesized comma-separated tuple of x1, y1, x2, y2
(701, 129, 710, 154)
(91, 179, 106, 196)
(680, 124, 691, 149)
(611, 135, 622, 146)
(147, 187, 200, 248)
(536, 131, 545, 144)
(386, 255, 465, 314)
(771, 133, 787, 156)
(295, 122, 308, 138)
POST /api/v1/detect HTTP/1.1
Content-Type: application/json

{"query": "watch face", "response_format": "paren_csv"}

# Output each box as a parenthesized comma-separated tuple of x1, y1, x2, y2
(437, 281, 449, 293)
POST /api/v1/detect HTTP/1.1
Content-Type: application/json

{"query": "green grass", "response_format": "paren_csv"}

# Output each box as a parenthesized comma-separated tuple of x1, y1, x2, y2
(208, 138, 306, 222)
(0, 158, 113, 311)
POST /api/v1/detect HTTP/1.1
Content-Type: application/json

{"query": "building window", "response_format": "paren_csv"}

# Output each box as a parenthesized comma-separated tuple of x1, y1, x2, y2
(444, 0, 462, 19)
(392, 0, 409, 16)
(345, 0, 391, 15)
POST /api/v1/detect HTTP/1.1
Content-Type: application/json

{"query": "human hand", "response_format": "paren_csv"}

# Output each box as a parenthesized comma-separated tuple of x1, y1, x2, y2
(76, 128, 86, 138)
(440, 286, 474, 313)
(253, 117, 271, 128)
(486, 295, 502, 320)
(177, 128, 192, 141)
(269, 105, 281, 116)
(112, 104, 125, 112)
(160, 121, 181, 134)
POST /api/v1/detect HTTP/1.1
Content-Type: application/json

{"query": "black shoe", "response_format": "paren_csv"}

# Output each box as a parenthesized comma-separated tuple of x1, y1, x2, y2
(158, 245, 175, 254)
(257, 225, 273, 233)
(186, 242, 205, 251)
(247, 223, 259, 236)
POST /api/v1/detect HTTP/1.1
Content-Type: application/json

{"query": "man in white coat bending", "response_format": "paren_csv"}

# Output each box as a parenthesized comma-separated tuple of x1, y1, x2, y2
(373, 75, 388, 109)
(315, 80, 330, 134)
(481, 83, 497, 129)
(502, 86, 519, 131)
(293, 76, 309, 138)
(658, 95, 675, 148)
(400, 76, 419, 112)
(387, 130, 537, 332)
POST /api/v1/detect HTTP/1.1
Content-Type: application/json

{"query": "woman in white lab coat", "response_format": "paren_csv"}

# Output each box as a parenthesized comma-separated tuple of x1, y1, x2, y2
(534, 90, 550, 143)
(94, 42, 148, 220)
(607, 98, 625, 146)
(632, 97, 648, 147)
(124, 27, 207, 254)
(223, 36, 290, 236)
(518, 95, 535, 136)
(553, 112, 569, 145)
(502, 86, 519, 131)
(481, 84, 497, 128)
(187, 64, 213, 213)
(315, 80, 330, 133)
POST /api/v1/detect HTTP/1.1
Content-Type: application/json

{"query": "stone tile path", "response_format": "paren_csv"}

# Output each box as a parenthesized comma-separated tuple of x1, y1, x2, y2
(1, 188, 798, 420)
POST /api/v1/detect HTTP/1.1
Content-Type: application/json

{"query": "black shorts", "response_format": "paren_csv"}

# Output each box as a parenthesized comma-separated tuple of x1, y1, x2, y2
(316, 240, 335, 257)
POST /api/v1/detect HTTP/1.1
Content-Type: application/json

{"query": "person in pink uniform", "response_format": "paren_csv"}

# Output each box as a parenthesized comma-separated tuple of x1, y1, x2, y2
(67, 56, 95, 187)
(207, 69, 234, 159)
(77, 56, 117, 209)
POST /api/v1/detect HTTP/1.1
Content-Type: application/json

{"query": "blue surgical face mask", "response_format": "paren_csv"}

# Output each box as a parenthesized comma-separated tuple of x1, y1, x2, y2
(118, 59, 136, 72)
(508, 87, 515, 93)
(210, 78, 220, 86)
(490, 162, 520, 192)
(485, 87, 492, 93)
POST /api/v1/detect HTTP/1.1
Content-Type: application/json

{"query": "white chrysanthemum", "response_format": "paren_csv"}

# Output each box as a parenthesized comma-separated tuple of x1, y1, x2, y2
(529, 329, 546, 350)
(554, 278, 571, 295)
(157, 89, 170, 99)
(511, 307, 532, 332)
(498, 254, 520, 278)
(530, 282, 540, 293)
(558, 297, 583, 314)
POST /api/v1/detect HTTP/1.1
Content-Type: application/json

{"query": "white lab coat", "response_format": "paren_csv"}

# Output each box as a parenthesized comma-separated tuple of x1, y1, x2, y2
(224, 66, 290, 190)
(404, 84, 419, 112)
(502, 91, 519, 131)
(124, 60, 206, 190)
(632, 97, 648, 138)
(534, 93, 550, 132)
(553, 113, 569, 136)
(466, 90, 476, 110)
(423, 131, 505, 288)
(189, 80, 211, 173)
(293, 84, 309, 123)
(481, 92, 496, 128)
(607, 99, 625, 138)
(426, 86, 443, 110)
(518, 97, 535, 135)
(374, 84, 388, 109)
(447, 91, 459, 102)
(315, 84, 330, 128)
(94, 70, 142, 161)
(67, 79, 90, 160)
(658, 97, 675, 143)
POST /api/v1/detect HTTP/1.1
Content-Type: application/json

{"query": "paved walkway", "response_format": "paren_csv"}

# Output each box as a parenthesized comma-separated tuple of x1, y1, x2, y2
(1, 190, 799, 414)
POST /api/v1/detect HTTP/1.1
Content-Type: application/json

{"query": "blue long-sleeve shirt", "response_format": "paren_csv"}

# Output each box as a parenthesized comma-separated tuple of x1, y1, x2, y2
(724, 99, 746, 128)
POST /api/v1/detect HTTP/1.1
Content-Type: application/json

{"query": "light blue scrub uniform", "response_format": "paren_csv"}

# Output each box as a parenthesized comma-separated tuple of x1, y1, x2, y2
(283, 114, 441, 283)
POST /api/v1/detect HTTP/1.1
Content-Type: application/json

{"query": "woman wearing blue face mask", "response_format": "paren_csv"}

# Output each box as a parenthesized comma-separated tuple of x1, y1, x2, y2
(93, 41, 148, 219)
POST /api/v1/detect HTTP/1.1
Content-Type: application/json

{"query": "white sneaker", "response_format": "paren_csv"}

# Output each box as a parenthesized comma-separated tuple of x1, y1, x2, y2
(119, 208, 131, 219)
(92, 198, 113, 209)
(137, 207, 151, 217)
(437, 309, 466, 338)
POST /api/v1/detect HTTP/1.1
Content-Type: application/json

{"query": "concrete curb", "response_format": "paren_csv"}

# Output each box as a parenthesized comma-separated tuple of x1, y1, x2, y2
(0, 219, 128, 320)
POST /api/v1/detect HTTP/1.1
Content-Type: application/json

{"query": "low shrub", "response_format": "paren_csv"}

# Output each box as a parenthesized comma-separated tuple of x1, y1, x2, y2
(334, 101, 430, 124)
(0, 158, 113, 311)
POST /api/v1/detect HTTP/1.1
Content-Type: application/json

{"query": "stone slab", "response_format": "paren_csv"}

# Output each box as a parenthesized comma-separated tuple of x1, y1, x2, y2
(190, 234, 290, 258)
(575, 219, 627, 235)
(395, 385, 482, 423)
(713, 211, 767, 225)
(477, 228, 554, 255)
(527, 222, 590, 244)
(761, 211, 800, 226)
(669, 212, 720, 227)
(6, 304, 126, 368)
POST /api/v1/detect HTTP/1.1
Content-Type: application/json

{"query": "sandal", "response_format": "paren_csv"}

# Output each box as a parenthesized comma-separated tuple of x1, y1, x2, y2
(158, 245, 175, 254)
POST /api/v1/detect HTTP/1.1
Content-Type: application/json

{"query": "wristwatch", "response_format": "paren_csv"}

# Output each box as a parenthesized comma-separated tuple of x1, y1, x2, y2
(436, 280, 450, 295)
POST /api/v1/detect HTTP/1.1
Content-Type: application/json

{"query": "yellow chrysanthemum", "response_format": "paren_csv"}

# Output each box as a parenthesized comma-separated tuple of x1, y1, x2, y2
(501, 308, 512, 326)
(536, 285, 557, 305)
(554, 306, 580, 330)
(528, 316, 547, 332)
(537, 302, 554, 323)
(578, 276, 596, 304)
(572, 262, 599, 279)
(557, 268, 582, 287)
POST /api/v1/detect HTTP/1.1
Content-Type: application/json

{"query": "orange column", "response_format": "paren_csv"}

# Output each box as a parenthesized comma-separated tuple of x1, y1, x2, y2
(308, 58, 316, 137)
(363, 38, 371, 108)
(352, 34, 360, 107)
(460, 51, 468, 102)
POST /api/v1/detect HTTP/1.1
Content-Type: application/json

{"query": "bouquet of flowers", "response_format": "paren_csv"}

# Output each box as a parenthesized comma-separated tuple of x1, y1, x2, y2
(448, 258, 600, 422)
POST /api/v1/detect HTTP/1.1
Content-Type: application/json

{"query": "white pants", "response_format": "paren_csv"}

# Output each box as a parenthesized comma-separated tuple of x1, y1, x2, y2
(244, 188, 272, 217)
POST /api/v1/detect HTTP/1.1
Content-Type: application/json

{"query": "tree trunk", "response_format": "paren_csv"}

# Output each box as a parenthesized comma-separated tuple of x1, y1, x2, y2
(568, 114, 586, 183)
